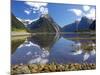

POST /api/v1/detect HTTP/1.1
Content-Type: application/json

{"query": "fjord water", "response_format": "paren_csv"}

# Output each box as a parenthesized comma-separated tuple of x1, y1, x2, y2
(11, 33, 96, 65)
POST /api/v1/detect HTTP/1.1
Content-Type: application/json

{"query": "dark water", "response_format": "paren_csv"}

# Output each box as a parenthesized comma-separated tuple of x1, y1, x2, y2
(11, 33, 96, 65)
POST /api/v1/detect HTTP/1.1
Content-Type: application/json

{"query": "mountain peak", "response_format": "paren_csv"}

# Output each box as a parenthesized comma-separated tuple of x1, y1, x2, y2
(80, 16, 93, 23)
(81, 16, 89, 20)
(81, 16, 94, 21)
(27, 14, 60, 33)
(40, 14, 50, 18)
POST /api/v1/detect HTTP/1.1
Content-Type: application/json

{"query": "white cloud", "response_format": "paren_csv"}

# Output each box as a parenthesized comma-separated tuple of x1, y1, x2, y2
(92, 43, 96, 47)
(41, 50, 49, 58)
(83, 53, 90, 61)
(28, 57, 49, 64)
(25, 2, 47, 9)
(33, 11, 36, 13)
(26, 51, 32, 56)
(76, 42, 81, 46)
(40, 59, 49, 64)
(71, 50, 83, 55)
(40, 7, 48, 15)
(85, 8, 96, 20)
(83, 5, 90, 12)
(28, 48, 49, 64)
(24, 10, 31, 15)
(68, 6, 96, 20)
(17, 40, 41, 49)
(18, 41, 36, 48)
(24, 2, 48, 15)
(68, 9, 82, 16)
(76, 18, 81, 21)
(90, 49, 96, 55)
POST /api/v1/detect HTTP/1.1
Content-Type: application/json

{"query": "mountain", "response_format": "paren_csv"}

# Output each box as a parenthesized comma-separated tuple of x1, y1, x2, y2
(27, 14, 60, 33)
(78, 16, 93, 31)
(28, 33, 60, 50)
(11, 13, 26, 31)
(18, 19, 31, 26)
(62, 16, 94, 32)
(89, 20, 96, 31)
(17, 18, 35, 26)
(62, 21, 79, 32)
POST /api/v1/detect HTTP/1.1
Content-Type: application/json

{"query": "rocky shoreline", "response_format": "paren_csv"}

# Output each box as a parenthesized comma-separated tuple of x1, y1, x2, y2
(11, 63, 96, 75)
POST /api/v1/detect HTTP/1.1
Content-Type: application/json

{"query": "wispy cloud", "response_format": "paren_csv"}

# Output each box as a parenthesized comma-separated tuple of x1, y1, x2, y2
(68, 5, 96, 20)
(26, 51, 32, 56)
(76, 18, 81, 21)
(83, 5, 90, 12)
(68, 9, 82, 16)
(28, 48, 49, 64)
(85, 8, 96, 20)
(25, 2, 48, 9)
(71, 50, 83, 55)
(24, 2, 48, 15)
(40, 7, 48, 15)
(90, 49, 96, 55)
(24, 9, 31, 15)
(28, 57, 49, 64)
(83, 53, 90, 61)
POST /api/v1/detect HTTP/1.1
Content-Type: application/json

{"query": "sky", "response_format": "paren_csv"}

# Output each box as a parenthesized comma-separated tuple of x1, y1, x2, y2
(11, 0, 96, 27)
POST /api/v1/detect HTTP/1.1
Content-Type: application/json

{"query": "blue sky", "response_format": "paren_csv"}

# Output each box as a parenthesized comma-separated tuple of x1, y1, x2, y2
(12, 1, 96, 27)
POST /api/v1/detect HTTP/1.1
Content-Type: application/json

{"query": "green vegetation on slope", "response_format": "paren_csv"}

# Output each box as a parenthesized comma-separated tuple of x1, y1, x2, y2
(11, 13, 26, 32)
(11, 38, 26, 54)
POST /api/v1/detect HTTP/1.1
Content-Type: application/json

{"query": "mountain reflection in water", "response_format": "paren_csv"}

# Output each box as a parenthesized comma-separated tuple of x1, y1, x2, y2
(11, 33, 96, 65)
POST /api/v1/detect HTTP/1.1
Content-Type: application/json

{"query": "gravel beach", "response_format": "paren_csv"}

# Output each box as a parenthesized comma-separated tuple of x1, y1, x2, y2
(11, 63, 96, 75)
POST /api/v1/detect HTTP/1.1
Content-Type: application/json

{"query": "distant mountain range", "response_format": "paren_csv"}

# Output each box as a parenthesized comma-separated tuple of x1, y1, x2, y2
(62, 21, 79, 32)
(11, 13, 95, 33)
(62, 16, 96, 32)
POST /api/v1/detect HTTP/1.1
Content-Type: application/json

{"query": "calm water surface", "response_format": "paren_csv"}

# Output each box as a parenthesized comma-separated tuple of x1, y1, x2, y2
(11, 33, 96, 64)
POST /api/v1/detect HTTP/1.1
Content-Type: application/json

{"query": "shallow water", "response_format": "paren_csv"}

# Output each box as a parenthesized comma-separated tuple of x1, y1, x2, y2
(11, 33, 96, 65)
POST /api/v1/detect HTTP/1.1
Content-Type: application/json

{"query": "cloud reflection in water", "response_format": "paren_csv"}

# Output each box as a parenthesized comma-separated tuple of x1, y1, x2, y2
(12, 40, 49, 64)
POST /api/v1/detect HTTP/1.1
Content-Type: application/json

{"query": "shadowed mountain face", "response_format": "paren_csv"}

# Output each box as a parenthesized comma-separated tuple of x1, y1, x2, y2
(62, 16, 95, 32)
(78, 16, 93, 31)
(89, 20, 96, 31)
(27, 14, 60, 33)
(11, 13, 26, 31)
(62, 21, 79, 32)
(28, 33, 60, 50)
(11, 39, 26, 54)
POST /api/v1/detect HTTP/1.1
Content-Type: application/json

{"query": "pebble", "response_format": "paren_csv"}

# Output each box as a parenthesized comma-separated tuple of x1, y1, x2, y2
(11, 63, 96, 75)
